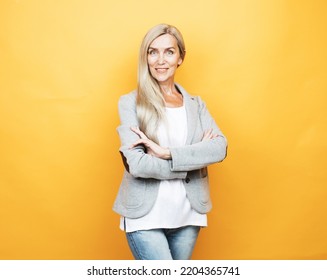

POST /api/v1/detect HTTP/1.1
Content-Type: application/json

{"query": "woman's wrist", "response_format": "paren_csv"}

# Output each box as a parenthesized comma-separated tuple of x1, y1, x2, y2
(163, 148, 172, 160)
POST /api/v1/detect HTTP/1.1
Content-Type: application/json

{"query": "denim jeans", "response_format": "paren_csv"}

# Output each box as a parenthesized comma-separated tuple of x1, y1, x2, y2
(125, 226, 200, 260)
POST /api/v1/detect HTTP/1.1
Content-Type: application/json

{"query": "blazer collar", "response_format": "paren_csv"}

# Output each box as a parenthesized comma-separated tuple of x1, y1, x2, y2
(175, 83, 199, 145)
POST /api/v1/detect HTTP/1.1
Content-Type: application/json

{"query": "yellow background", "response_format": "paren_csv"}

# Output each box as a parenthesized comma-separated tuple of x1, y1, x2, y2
(1, 0, 326, 259)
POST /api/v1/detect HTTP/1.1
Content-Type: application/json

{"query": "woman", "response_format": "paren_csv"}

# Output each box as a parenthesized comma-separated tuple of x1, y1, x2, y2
(113, 23, 227, 260)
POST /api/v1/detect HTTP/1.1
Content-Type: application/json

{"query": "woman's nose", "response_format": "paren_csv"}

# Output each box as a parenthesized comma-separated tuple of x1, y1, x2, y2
(158, 53, 165, 64)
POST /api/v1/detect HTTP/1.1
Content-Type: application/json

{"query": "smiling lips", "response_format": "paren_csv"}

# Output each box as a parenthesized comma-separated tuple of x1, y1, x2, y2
(155, 68, 169, 73)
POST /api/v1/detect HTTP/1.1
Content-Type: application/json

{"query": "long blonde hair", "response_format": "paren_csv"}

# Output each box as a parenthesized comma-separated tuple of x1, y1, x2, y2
(137, 23, 186, 143)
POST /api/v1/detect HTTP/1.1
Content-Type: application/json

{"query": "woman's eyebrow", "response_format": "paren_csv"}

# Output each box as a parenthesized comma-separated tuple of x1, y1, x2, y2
(148, 46, 176, 50)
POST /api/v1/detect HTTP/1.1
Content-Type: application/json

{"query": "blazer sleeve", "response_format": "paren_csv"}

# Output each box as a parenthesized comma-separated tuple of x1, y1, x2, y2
(169, 96, 228, 171)
(117, 93, 187, 180)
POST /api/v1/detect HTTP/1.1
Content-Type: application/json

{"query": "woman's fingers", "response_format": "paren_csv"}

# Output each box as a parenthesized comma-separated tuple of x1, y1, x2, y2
(129, 138, 147, 149)
(129, 127, 153, 150)
(128, 128, 171, 159)
(202, 129, 218, 141)
(202, 128, 213, 140)
(130, 126, 148, 139)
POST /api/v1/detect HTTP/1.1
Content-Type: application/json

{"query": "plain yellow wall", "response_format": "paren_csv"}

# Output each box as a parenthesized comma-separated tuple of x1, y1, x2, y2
(0, 0, 326, 259)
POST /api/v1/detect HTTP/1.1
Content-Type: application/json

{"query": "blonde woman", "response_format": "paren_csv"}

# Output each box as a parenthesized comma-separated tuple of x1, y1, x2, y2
(113, 23, 227, 260)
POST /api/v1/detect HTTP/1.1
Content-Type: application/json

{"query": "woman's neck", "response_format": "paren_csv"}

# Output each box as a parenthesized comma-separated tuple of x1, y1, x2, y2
(159, 81, 183, 108)
(159, 81, 177, 96)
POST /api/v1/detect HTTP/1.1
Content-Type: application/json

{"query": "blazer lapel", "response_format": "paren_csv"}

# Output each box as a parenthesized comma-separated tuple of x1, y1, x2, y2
(176, 84, 199, 145)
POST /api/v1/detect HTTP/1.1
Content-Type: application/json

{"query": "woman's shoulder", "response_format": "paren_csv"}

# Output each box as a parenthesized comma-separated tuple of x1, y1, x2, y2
(119, 89, 137, 104)
(121, 89, 137, 99)
(175, 83, 204, 105)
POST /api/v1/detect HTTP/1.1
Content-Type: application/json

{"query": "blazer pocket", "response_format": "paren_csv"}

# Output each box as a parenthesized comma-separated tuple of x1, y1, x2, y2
(198, 176, 210, 204)
(121, 175, 146, 209)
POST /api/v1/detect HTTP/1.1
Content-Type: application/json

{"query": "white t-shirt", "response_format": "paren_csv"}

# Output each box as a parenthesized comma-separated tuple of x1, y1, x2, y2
(120, 104, 207, 232)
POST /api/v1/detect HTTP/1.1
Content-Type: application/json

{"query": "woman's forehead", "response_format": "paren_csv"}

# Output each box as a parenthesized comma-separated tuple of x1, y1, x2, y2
(149, 34, 178, 49)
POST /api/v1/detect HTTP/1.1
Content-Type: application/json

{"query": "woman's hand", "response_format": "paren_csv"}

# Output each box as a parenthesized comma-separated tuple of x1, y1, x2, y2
(129, 127, 216, 159)
(129, 127, 172, 160)
(202, 128, 218, 141)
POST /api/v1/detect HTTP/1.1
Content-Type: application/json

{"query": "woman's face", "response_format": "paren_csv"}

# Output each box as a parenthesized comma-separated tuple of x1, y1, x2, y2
(147, 34, 182, 85)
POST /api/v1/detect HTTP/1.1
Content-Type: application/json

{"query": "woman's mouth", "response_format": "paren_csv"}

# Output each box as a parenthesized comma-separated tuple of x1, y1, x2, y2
(155, 68, 168, 73)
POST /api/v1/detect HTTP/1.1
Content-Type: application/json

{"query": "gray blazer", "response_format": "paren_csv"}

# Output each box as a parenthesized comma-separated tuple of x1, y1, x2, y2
(113, 84, 227, 219)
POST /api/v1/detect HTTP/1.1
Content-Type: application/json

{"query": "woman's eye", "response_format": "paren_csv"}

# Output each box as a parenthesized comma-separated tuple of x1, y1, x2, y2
(148, 50, 157, 56)
(167, 50, 174, 55)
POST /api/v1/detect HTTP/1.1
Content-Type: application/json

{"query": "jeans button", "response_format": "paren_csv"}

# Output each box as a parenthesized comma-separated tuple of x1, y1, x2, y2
(185, 177, 190, 183)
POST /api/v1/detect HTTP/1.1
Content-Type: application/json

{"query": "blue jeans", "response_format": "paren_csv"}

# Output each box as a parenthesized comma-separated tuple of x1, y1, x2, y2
(125, 226, 200, 260)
